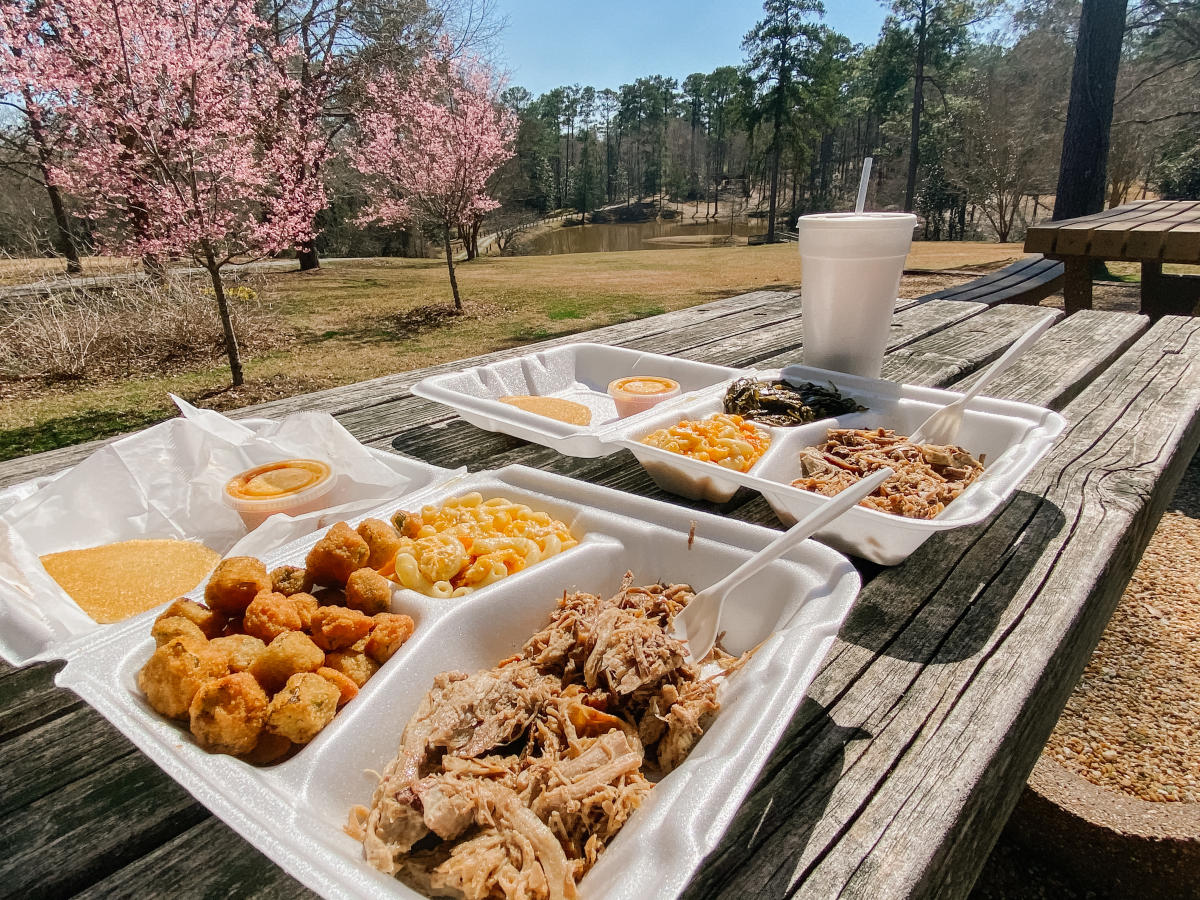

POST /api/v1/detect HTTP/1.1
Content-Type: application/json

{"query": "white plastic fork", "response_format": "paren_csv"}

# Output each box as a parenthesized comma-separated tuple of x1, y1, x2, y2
(672, 466, 895, 663)
(907, 311, 1058, 446)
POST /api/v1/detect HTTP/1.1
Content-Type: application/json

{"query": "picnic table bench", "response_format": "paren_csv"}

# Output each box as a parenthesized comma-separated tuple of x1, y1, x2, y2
(3, 289, 1200, 899)
(913, 255, 1064, 308)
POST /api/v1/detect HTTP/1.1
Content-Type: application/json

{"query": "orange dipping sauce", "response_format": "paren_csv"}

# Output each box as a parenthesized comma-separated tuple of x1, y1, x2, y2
(608, 376, 681, 418)
(225, 459, 331, 500)
(612, 376, 679, 396)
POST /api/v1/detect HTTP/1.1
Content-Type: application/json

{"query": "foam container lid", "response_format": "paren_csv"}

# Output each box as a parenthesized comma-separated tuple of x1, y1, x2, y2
(55, 464, 861, 900)
(411, 343, 745, 457)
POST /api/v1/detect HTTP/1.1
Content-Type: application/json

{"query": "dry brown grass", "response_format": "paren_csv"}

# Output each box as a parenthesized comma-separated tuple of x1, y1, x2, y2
(0, 242, 1023, 460)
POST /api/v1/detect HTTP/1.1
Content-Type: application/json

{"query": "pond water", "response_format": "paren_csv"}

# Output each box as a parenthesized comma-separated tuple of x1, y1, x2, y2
(520, 219, 758, 255)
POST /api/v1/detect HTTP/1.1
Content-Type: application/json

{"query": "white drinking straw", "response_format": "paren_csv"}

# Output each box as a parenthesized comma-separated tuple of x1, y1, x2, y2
(855, 157, 873, 213)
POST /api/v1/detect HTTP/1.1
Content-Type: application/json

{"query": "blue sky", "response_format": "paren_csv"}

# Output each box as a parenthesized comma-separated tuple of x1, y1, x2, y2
(495, 0, 890, 97)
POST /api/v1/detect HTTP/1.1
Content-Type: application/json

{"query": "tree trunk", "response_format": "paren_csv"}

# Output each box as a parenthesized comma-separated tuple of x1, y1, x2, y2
(297, 239, 320, 271)
(25, 99, 81, 274)
(443, 224, 463, 311)
(44, 180, 81, 275)
(202, 241, 243, 387)
(1053, 0, 1128, 220)
(766, 94, 783, 243)
(903, 2, 928, 213)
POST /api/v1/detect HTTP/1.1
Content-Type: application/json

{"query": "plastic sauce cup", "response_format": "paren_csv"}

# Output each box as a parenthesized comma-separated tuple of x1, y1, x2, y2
(223, 458, 335, 530)
(797, 212, 917, 377)
(608, 376, 681, 418)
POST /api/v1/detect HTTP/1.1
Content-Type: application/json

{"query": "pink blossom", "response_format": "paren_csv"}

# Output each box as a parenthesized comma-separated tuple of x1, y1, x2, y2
(0, 0, 326, 263)
(349, 42, 516, 248)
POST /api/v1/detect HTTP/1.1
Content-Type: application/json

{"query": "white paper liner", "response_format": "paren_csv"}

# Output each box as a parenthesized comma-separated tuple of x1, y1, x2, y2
(0, 399, 455, 665)
(55, 465, 861, 900)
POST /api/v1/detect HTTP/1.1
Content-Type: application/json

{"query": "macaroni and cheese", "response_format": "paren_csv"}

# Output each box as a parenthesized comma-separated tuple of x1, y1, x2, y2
(639, 413, 770, 472)
(388, 493, 577, 598)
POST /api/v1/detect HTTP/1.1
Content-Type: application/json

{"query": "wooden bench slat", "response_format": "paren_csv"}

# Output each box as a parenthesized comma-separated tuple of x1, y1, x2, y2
(916, 257, 1063, 307)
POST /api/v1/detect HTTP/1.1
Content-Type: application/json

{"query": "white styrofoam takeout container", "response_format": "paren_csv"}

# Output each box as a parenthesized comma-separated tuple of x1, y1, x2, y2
(612, 392, 779, 504)
(410, 343, 743, 457)
(411, 344, 1066, 564)
(54, 464, 861, 900)
(721, 365, 1067, 565)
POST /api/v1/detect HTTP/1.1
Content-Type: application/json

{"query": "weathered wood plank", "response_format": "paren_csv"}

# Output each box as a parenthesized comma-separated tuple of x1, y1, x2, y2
(0, 703, 139, 817)
(1163, 222, 1200, 264)
(0, 748, 209, 898)
(881, 304, 1063, 387)
(752, 299, 988, 372)
(1123, 203, 1200, 259)
(73, 818, 313, 900)
(681, 316, 1200, 900)
(0, 660, 83, 743)
(952, 309, 1149, 408)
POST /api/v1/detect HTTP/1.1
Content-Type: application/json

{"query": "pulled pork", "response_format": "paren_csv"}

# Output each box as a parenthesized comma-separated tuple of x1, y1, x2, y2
(791, 427, 985, 520)
(353, 575, 737, 900)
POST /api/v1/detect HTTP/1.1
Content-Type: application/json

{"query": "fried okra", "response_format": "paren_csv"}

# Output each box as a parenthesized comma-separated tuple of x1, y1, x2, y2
(249, 631, 325, 693)
(151, 615, 208, 649)
(243, 590, 302, 643)
(289, 592, 319, 630)
(188, 672, 268, 756)
(270, 565, 312, 597)
(204, 557, 271, 616)
(157, 598, 225, 639)
(356, 518, 404, 570)
(137, 638, 225, 720)
(208, 634, 266, 672)
(309, 605, 373, 652)
(365, 613, 415, 665)
(322, 648, 379, 687)
(344, 568, 393, 616)
(243, 731, 293, 765)
(316, 666, 359, 708)
(265, 673, 340, 744)
(305, 522, 369, 586)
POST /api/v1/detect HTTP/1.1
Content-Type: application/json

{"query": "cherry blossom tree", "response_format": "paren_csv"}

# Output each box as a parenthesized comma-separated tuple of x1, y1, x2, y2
(350, 43, 516, 310)
(0, 0, 326, 386)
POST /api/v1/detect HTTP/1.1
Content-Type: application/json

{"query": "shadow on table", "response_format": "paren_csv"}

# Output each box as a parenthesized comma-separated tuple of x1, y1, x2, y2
(680, 697, 867, 900)
(841, 490, 1066, 664)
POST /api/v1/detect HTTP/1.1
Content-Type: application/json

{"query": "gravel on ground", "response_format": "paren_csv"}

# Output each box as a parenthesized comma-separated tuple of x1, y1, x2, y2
(1043, 451, 1200, 803)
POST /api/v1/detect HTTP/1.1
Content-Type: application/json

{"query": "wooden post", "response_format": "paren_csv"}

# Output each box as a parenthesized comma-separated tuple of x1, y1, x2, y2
(1062, 258, 1094, 315)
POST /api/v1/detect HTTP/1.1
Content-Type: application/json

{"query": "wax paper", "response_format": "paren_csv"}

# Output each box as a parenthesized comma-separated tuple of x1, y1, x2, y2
(0, 398, 450, 665)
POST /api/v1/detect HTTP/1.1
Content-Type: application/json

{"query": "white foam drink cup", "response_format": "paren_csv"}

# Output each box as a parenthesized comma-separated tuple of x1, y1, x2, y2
(798, 212, 917, 377)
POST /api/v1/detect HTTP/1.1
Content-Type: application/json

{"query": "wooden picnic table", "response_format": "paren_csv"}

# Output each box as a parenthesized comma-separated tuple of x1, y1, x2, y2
(3, 289, 1200, 899)
(1024, 199, 1200, 318)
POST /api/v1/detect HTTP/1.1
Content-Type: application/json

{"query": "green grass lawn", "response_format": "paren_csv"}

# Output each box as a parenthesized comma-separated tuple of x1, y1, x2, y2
(0, 242, 1028, 461)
